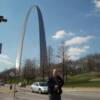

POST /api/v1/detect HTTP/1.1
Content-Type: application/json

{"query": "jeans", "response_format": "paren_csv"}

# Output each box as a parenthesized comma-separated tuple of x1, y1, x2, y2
(49, 93, 61, 100)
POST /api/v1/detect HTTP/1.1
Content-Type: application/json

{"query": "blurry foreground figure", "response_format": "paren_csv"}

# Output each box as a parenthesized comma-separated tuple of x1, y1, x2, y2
(48, 69, 64, 100)
(10, 84, 12, 90)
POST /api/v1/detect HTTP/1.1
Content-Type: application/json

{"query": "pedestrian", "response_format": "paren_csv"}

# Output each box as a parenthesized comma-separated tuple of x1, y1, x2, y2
(48, 69, 64, 100)
(10, 84, 12, 90)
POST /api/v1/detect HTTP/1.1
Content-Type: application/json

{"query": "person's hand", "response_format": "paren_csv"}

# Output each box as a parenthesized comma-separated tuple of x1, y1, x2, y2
(55, 85, 59, 89)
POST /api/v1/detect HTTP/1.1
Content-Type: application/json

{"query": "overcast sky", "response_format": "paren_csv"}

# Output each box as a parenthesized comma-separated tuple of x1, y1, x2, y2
(0, 0, 100, 72)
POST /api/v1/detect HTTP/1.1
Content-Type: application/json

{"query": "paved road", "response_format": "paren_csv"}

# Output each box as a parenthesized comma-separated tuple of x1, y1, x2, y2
(0, 86, 100, 100)
(62, 92, 100, 100)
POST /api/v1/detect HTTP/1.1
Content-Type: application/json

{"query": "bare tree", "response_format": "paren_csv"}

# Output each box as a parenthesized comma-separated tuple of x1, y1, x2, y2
(47, 46, 54, 76)
(57, 41, 68, 80)
(22, 59, 36, 81)
(86, 54, 100, 72)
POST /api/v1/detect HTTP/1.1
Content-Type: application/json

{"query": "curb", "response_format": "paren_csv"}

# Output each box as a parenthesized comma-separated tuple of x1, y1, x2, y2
(62, 88, 100, 92)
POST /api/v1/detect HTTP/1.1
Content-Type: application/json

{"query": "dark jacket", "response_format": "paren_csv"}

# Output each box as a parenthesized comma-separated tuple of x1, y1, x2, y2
(48, 76, 64, 94)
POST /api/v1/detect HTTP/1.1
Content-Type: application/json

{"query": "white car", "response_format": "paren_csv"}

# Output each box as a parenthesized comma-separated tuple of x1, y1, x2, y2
(0, 80, 5, 86)
(31, 82, 48, 94)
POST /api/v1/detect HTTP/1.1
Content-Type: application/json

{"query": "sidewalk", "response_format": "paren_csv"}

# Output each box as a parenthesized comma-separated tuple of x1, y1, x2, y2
(63, 87, 100, 92)
(0, 86, 13, 94)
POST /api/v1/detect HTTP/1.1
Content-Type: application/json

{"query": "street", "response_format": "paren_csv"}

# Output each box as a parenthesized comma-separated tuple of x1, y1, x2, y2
(14, 91, 100, 100)
(0, 85, 100, 100)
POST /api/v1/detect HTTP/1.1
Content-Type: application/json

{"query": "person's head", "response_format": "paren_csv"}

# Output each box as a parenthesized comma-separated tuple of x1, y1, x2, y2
(52, 69, 59, 77)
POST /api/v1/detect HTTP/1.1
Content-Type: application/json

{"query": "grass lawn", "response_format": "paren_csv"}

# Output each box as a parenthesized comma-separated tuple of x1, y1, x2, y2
(64, 81, 100, 87)
(64, 72, 100, 87)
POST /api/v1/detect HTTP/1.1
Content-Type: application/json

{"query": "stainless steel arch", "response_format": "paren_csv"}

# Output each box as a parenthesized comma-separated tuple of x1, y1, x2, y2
(16, 5, 47, 76)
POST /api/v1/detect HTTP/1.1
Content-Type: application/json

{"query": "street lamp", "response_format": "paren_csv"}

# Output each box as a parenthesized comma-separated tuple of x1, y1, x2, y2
(0, 43, 2, 54)
(0, 16, 7, 23)
(0, 16, 7, 54)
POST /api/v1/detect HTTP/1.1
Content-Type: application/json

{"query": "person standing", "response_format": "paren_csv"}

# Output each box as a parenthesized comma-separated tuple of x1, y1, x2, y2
(48, 69, 64, 100)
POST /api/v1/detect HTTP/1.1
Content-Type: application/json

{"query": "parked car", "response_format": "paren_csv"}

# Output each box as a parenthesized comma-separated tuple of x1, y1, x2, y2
(31, 82, 48, 94)
(0, 80, 5, 86)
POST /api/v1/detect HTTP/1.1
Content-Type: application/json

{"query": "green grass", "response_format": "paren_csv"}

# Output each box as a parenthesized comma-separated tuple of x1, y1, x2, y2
(64, 81, 100, 87)
(68, 72, 100, 81)
(64, 72, 100, 87)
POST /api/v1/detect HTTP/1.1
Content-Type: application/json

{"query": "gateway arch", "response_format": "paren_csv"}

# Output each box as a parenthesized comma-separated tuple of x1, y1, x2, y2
(16, 5, 47, 79)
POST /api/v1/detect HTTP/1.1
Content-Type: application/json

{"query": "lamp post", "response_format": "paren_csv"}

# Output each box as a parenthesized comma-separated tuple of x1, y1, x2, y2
(0, 43, 2, 54)
(0, 16, 7, 54)
(0, 16, 7, 23)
